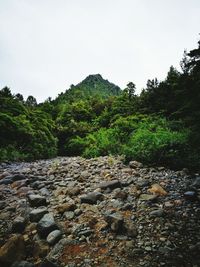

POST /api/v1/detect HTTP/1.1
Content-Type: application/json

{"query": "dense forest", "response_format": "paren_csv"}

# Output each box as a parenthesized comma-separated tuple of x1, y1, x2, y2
(1, 40, 200, 170)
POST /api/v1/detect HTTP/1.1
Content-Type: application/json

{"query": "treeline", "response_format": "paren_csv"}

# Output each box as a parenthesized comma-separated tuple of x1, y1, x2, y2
(0, 40, 200, 170)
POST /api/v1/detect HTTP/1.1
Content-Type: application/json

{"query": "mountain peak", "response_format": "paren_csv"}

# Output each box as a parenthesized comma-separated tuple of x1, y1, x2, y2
(55, 74, 121, 103)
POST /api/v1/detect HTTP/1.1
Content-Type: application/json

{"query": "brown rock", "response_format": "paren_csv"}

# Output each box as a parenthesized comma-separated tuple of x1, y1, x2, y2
(56, 203, 76, 214)
(148, 184, 167, 196)
(0, 234, 25, 265)
(33, 240, 50, 258)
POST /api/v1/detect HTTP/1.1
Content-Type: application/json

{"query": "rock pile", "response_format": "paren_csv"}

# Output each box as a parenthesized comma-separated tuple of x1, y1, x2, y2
(0, 156, 200, 266)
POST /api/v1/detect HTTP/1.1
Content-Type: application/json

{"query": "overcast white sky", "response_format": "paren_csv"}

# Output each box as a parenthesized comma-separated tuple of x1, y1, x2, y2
(0, 0, 200, 102)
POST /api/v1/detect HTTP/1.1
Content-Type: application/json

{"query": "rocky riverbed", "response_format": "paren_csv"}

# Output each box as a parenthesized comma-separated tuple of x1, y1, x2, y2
(0, 156, 200, 267)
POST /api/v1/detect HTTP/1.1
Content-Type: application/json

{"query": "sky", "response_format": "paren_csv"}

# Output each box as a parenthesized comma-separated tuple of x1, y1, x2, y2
(0, 0, 200, 103)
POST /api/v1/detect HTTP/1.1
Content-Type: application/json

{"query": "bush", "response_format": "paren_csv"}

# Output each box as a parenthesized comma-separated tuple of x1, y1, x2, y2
(123, 117, 189, 168)
(69, 128, 122, 158)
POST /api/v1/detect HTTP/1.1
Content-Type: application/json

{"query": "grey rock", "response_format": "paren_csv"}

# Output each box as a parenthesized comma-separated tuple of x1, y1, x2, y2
(139, 194, 157, 201)
(149, 209, 165, 217)
(9, 174, 26, 182)
(0, 201, 6, 210)
(46, 230, 62, 245)
(192, 177, 200, 188)
(47, 238, 69, 262)
(0, 174, 26, 185)
(27, 194, 47, 207)
(129, 161, 143, 168)
(29, 207, 48, 222)
(11, 261, 35, 267)
(39, 259, 59, 267)
(39, 188, 51, 196)
(64, 211, 75, 220)
(184, 191, 197, 201)
(80, 192, 104, 204)
(0, 178, 13, 185)
(12, 216, 26, 233)
(37, 213, 58, 238)
(74, 209, 82, 216)
(98, 180, 121, 190)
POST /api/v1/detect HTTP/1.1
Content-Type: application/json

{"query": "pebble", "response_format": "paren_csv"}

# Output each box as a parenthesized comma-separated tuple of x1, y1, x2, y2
(47, 230, 62, 245)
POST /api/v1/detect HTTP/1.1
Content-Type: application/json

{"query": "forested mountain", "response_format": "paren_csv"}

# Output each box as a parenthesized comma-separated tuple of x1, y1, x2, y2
(1, 40, 200, 170)
(54, 74, 121, 104)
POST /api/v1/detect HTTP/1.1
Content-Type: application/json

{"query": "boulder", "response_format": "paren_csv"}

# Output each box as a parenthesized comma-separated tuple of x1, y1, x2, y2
(27, 194, 47, 207)
(0, 234, 25, 266)
(80, 192, 104, 204)
(37, 213, 58, 238)
(29, 207, 48, 222)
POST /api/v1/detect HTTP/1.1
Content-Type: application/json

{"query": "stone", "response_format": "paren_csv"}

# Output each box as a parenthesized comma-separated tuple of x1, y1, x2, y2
(74, 209, 82, 216)
(184, 191, 197, 201)
(11, 174, 26, 181)
(68, 187, 81, 196)
(37, 213, 58, 238)
(39, 188, 51, 196)
(149, 209, 165, 217)
(64, 211, 75, 220)
(0, 177, 13, 185)
(124, 222, 138, 237)
(98, 180, 121, 190)
(77, 229, 93, 237)
(39, 259, 59, 267)
(28, 194, 47, 207)
(114, 189, 128, 200)
(11, 261, 35, 267)
(148, 184, 167, 196)
(0, 200, 6, 210)
(80, 171, 90, 179)
(0, 174, 26, 185)
(33, 240, 49, 258)
(56, 203, 76, 214)
(12, 216, 26, 233)
(0, 174, 26, 186)
(0, 234, 25, 266)
(46, 230, 62, 245)
(139, 194, 157, 201)
(29, 207, 48, 222)
(47, 238, 69, 262)
(129, 161, 143, 168)
(80, 192, 104, 204)
(191, 177, 200, 188)
(105, 213, 124, 233)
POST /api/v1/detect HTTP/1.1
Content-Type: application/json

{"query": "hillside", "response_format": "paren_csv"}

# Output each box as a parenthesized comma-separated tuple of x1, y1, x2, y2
(54, 74, 121, 103)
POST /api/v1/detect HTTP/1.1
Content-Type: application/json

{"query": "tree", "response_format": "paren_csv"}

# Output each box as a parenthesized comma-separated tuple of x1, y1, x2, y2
(15, 93, 24, 102)
(0, 87, 12, 98)
(126, 82, 136, 99)
(26, 95, 37, 107)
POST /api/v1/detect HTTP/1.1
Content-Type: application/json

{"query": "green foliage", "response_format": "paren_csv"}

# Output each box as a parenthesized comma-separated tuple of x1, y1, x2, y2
(69, 127, 122, 158)
(0, 89, 57, 161)
(122, 117, 189, 167)
(69, 115, 190, 168)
